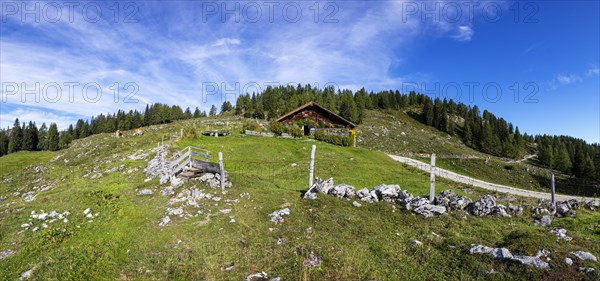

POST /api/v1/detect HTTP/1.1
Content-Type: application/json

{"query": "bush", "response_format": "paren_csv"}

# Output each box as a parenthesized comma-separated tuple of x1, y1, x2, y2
(314, 130, 352, 146)
(287, 124, 303, 138)
(184, 127, 198, 139)
(242, 120, 261, 132)
(269, 122, 285, 136)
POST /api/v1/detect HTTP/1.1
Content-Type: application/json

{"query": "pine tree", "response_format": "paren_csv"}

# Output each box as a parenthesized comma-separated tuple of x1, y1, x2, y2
(193, 107, 201, 118)
(21, 121, 38, 151)
(538, 140, 554, 168)
(554, 142, 572, 173)
(184, 107, 192, 119)
(21, 122, 34, 151)
(0, 130, 8, 156)
(7, 118, 23, 153)
(58, 130, 73, 149)
(221, 101, 233, 113)
(47, 123, 60, 151)
(463, 118, 473, 146)
(354, 88, 367, 123)
(422, 100, 434, 126)
(37, 123, 48, 150)
(339, 90, 358, 124)
(209, 105, 217, 117)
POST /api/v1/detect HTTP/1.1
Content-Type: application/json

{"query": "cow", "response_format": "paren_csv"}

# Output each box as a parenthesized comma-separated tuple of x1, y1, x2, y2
(115, 130, 123, 138)
(133, 128, 143, 136)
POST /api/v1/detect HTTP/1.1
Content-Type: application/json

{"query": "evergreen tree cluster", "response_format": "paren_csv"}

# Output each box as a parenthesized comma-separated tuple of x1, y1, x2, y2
(233, 84, 368, 124)
(537, 135, 600, 180)
(0, 103, 209, 157)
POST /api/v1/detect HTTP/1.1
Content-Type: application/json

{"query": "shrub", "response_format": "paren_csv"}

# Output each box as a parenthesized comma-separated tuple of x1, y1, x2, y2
(242, 120, 261, 132)
(287, 124, 304, 138)
(269, 122, 285, 136)
(184, 127, 198, 139)
(314, 130, 352, 146)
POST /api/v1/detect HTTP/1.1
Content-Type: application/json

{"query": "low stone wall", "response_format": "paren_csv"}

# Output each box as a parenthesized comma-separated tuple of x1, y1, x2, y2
(244, 130, 274, 137)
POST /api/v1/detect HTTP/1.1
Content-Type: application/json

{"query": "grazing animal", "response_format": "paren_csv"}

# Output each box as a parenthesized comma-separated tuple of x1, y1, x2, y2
(133, 128, 143, 136)
(115, 130, 123, 138)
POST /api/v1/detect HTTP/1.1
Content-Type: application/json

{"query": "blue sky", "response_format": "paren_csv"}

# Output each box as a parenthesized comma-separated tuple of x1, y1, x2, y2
(1, 1, 598, 143)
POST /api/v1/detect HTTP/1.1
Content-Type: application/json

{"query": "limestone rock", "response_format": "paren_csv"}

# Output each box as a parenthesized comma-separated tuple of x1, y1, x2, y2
(137, 189, 154, 196)
(586, 200, 600, 210)
(550, 227, 572, 241)
(470, 245, 494, 254)
(511, 255, 550, 269)
(330, 184, 355, 199)
(269, 208, 290, 224)
(434, 190, 456, 207)
(372, 184, 400, 202)
(491, 205, 512, 218)
(467, 195, 496, 216)
(244, 272, 268, 281)
(356, 188, 373, 202)
(448, 195, 472, 210)
(533, 215, 553, 227)
(413, 204, 447, 218)
(564, 257, 573, 266)
(159, 216, 171, 226)
(492, 248, 513, 260)
(571, 251, 597, 261)
(316, 178, 335, 194)
(579, 267, 595, 274)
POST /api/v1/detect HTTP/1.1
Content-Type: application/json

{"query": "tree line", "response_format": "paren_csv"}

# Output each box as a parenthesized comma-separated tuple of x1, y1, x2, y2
(0, 103, 232, 156)
(2, 83, 598, 180)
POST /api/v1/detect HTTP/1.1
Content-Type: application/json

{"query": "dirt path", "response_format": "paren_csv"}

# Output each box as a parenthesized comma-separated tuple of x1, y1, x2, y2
(387, 154, 599, 202)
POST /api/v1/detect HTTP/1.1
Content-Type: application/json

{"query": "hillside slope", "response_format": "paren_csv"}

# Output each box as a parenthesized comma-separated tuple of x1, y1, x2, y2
(0, 117, 599, 280)
(358, 110, 600, 197)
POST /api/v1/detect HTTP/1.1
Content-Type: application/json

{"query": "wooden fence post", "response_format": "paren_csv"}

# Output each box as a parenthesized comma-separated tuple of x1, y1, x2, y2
(219, 152, 224, 191)
(429, 153, 436, 202)
(551, 174, 555, 204)
(181, 128, 183, 139)
(308, 145, 316, 188)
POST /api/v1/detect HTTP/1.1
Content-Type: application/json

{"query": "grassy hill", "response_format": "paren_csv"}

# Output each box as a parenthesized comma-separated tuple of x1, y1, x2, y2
(1, 116, 599, 280)
(357, 109, 600, 197)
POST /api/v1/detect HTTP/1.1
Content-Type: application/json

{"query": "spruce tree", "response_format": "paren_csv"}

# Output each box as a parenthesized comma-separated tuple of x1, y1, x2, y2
(209, 105, 217, 116)
(422, 100, 434, 126)
(47, 123, 60, 151)
(554, 142, 572, 173)
(7, 118, 23, 153)
(37, 123, 48, 150)
(0, 130, 8, 156)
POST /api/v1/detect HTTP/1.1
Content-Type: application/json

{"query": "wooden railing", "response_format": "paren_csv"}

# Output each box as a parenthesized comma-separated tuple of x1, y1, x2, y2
(168, 146, 211, 176)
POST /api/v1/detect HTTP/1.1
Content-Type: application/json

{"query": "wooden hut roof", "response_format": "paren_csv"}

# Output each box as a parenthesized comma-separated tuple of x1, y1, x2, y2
(275, 102, 356, 128)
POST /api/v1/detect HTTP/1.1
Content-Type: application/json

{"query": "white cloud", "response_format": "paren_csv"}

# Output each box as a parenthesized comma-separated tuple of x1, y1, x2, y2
(212, 38, 241, 47)
(0, 108, 79, 131)
(0, 1, 491, 130)
(588, 65, 600, 76)
(556, 74, 583, 84)
(452, 26, 474, 41)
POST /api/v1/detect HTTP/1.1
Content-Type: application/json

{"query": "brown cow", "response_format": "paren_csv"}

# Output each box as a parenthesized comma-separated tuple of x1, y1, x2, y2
(133, 128, 143, 136)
